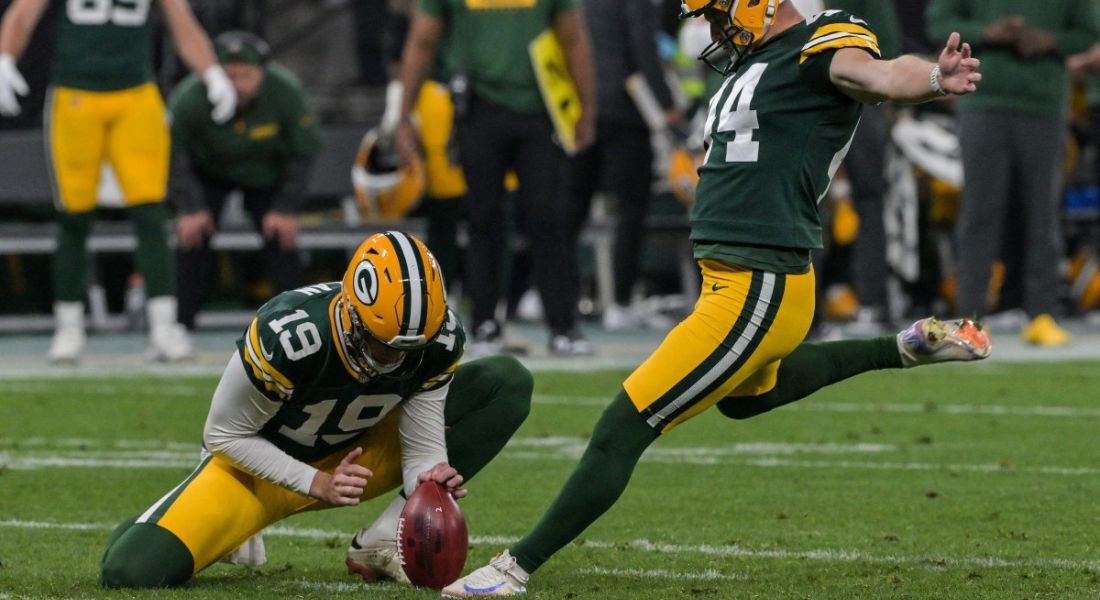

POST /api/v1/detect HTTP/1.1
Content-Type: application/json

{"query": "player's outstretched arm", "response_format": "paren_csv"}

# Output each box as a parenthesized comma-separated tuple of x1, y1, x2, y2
(829, 32, 981, 105)
(0, 0, 48, 116)
(158, 0, 236, 122)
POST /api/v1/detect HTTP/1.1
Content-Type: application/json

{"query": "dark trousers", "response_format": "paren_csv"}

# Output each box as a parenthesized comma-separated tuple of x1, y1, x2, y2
(955, 109, 1065, 318)
(845, 104, 889, 312)
(455, 95, 576, 336)
(176, 178, 305, 329)
(569, 120, 654, 306)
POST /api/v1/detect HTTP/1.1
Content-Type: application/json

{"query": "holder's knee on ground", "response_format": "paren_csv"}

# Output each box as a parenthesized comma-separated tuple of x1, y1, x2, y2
(99, 519, 194, 588)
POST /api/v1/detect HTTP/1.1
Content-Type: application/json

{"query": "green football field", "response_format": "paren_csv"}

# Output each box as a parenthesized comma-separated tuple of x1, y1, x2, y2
(1, 362, 1099, 599)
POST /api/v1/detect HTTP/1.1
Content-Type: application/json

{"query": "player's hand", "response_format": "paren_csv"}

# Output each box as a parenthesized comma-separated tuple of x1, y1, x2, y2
(981, 15, 1023, 46)
(310, 447, 373, 506)
(0, 54, 29, 117)
(573, 112, 596, 153)
(417, 462, 467, 499)
(261, 211, 299, 250)
(395, 119, 422, 171)
(176, 210, 215, 250)
(203, 66, 238, 124)
(1014, 27, 1057, 58)
(938, 32, 982, 96)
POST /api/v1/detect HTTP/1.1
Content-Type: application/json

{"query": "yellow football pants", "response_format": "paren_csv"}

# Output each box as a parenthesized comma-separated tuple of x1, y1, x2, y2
(625, 260, 816, 432)
(46, 83, 169, 213)
(134, 410, 405, 574)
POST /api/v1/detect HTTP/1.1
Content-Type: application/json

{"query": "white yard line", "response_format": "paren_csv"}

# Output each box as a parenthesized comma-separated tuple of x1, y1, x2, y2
(3, 519, 1098, 572)
(3, 438, 1097, 476)
(578, 567, 744, 581)
(534, 395, 1100, 419)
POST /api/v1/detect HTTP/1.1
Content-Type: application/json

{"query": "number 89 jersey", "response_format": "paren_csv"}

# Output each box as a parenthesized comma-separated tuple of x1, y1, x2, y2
(234, 282, 465, 463)
(54, 0, 155, 91)
(690, 10, 880, 252)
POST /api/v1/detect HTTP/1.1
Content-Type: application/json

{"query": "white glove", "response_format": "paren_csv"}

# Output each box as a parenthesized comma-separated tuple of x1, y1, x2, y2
(202, 65, 237, 124)
(0, 54, 29, 117)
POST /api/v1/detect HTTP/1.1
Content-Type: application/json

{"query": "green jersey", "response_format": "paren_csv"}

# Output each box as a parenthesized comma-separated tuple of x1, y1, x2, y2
(169, 64, 323, 190)
(52, 0, 154, 91)
(418, 0, 577, 114)
(692, 10, 880, 271)
(236, 283, 465, 463)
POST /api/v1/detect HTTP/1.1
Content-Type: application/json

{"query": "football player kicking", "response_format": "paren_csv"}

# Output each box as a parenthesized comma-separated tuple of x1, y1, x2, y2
(99, 231, 532, 588)
(442, 1, 987, 596)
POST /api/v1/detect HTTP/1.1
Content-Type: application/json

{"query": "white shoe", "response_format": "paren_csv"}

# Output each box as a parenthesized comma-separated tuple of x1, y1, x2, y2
(346, 531, 409, 584)
(221, 532, 266, 566)
(48, 301, 85, 363)
(897, 317, 991, 368)
(146, 296, 194, 361)
(441, 550, 528, 597)
(602, 303, 642, 331)
(514, 289, 544, 322)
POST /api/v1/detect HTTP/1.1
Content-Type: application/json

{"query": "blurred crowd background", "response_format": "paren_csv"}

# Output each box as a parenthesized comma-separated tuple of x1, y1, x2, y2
(1, 0, 1099, 355)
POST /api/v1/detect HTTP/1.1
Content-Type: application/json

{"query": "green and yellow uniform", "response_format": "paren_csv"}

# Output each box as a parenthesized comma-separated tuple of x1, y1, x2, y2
(627, 10, 881, 432)
(106, 282, 467, 578)
(169, 65, 322, 193)
(418, 0, 577, 115)
(46, 0, 168, 212)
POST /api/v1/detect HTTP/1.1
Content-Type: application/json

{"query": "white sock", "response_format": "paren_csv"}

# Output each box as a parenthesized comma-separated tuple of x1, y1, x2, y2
(355, 494, 406, 545)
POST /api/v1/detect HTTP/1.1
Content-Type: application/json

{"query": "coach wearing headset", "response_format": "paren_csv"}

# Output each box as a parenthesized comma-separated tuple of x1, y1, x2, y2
(169, 31, 323, 330)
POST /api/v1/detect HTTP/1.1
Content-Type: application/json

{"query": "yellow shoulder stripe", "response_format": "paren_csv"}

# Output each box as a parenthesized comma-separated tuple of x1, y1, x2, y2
(328, 295, 362, 379)
(242, 319, 294, 399)
(809, 23, 878, 45)
(801, 36, 881, 63)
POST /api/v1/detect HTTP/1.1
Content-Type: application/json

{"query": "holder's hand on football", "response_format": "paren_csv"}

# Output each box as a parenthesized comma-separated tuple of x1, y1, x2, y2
(938, 32, 982, 96)
(418, 462, 467, 499)
(310, 447, 373, 506)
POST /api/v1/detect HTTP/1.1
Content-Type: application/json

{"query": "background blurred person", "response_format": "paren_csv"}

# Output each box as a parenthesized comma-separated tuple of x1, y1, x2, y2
(0, 0, 237, 362)
(570, 0, 684, 332)
(927, 0, 1099, 346)
(170, 31, 322, 331)
(395, 0, 597, 356)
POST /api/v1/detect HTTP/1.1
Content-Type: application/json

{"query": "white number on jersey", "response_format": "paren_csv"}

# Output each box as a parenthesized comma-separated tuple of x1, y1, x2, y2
(67, 0, 151, 26)
(268, 309, 323, 361)
(277, 394, 402, 447)
(435, 310, 459, 352)
(705, 63, 769, 164)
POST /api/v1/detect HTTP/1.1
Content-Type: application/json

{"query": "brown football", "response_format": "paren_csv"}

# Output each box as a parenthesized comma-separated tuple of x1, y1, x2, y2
(398, 481, 469, 589)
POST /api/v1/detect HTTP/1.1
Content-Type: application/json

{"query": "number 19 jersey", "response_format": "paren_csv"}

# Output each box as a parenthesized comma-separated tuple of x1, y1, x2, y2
(234, 283, 465, 463)
(691, 10, 880, 253)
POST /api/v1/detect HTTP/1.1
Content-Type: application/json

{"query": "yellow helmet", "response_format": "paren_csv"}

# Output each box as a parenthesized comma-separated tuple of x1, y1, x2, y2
(351, 128, 426, 220)
(680, 0, 779, 74)
(339, 231, 447, 373)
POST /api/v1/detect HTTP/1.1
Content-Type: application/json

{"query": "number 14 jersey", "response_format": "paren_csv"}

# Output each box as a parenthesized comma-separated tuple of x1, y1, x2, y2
(234, 283, 465, 463)
(691, 11, 880, 257)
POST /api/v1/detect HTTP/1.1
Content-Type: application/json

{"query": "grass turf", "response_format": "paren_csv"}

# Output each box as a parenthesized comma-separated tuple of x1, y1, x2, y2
(1, 360, 1099, 598)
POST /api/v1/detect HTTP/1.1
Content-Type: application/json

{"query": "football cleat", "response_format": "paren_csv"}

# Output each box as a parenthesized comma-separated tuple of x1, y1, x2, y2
(548, 332, 595, 357)
(1020, 314, 1071, 347)
(48, 301, 86, 363)
(896, 317, 991, 368)
(346, 533, 409, 584)
(440, 550, 528, 598)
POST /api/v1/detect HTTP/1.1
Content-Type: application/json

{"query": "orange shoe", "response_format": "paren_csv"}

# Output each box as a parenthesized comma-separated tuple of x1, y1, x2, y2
(1021, 314, 1071, 347)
